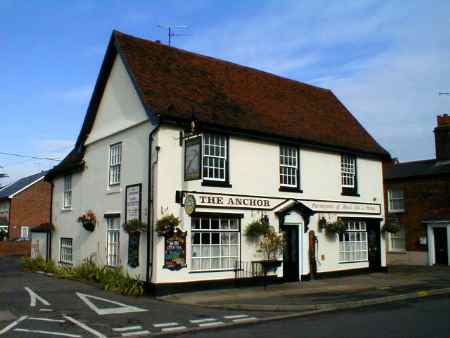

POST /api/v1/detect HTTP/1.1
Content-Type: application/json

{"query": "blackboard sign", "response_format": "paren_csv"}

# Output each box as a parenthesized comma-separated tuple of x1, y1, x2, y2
(128, 232, 140, 268)
(163, 230, 187, 271)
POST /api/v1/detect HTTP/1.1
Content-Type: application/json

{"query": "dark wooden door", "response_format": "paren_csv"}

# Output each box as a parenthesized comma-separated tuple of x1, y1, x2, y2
(367, 221, 381, 271)
(434, 228, 448, 265)
(283, 226, 299, 281)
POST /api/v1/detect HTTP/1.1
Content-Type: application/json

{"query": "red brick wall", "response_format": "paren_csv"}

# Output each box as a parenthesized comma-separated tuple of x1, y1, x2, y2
(9, 180, 51, 239)
(0, 240, 30, 256)
(384, 175, 450, 251)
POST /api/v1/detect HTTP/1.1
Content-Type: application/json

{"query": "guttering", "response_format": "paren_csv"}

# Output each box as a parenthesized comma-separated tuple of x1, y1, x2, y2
(146, 127, 159, 286)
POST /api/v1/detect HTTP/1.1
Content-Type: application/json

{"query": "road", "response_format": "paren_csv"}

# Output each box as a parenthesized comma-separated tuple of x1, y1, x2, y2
(0, 256, 273, 337)
(172, 295, 450, 338)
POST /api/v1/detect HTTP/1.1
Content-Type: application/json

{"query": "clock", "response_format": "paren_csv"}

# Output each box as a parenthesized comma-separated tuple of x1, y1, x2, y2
(184, 137, 201, 180)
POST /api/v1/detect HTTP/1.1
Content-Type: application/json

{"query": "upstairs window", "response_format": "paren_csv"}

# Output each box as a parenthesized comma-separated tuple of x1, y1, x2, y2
(63, 175, 72, 209)
(20, 226, 29, 239)
(280, 145, 299, 189)
(341, 154, 357, 195)
(388, 188, 405, 213)
(203, 134, 227, 182)
(109, 142, 122, 186)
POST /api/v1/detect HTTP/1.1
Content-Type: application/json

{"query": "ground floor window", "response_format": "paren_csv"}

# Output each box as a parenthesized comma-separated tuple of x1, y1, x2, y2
(106, 216, 120, 267)
(389, 224, 406, 251)
(20, 226, 29, 239)
(339, 219, 368, 262)
(60, 238, 73, 264)
(191, 215, 240, 272)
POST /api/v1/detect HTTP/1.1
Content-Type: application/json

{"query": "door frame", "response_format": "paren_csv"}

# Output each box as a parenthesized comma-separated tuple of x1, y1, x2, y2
(427, 222, 450, 266)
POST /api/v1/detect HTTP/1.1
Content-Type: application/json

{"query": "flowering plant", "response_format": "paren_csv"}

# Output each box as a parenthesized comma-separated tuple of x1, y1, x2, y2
(78, 210, 96, 232)
(156, 214, 181, 236)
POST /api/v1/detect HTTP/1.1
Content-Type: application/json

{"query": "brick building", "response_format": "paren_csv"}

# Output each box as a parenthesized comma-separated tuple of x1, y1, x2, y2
(0, 171, 51, 240)
(384, 115, 450, 266)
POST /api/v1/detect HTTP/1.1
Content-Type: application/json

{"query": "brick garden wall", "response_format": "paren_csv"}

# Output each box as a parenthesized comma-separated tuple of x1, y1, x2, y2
(9, 180, 51, 239)
(0, 240, 30, 256)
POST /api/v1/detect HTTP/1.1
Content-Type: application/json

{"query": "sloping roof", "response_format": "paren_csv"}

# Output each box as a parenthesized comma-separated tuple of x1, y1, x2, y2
(0, 171, 47, 199)
(45, 149, 84, 181)
(48, 30, 390, 179)
(384, 159, 450, 180)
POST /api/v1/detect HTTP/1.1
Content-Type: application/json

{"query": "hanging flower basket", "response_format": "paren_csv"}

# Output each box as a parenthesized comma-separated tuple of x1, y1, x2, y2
(156, 214, 181, 237)
(78, 211, 96, 232)
(123, 219, 147, 234)
(325, 219, 347, 237)
(381, 222, 400, 234)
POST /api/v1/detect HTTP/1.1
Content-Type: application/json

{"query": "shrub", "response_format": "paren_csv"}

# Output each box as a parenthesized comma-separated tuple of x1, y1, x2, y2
(257, 229, 286, 261)
(381, 222, 400, 234)
(244, 220, 270, 241)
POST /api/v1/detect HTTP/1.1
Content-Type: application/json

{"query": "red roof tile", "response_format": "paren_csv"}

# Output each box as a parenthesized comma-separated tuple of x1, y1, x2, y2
(114, 31, 389, 158)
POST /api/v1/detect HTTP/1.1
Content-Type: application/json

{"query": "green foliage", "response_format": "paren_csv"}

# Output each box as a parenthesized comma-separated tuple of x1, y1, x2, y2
(257, 229, 286, 261)
(244, 220, 271, 241)
(381, 222, 400, 234)
(123, 219, 147, 233)
(325, 219, 347, 236)
(156, 214, 181, 236)
(21, 256, 47, 272)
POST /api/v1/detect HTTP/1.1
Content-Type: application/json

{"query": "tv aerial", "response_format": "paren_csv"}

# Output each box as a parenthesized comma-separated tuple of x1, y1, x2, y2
(157, 25, 190, 46)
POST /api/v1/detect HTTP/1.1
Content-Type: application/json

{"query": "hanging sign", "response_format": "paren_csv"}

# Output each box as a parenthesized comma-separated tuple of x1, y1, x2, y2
(184, 194, 196, 215)
(125, 184, 142, 222)
(163, 230, 187, 271)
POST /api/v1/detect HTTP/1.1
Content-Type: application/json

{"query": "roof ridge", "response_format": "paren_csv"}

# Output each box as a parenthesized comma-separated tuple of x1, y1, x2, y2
(113, 30, 331, 94)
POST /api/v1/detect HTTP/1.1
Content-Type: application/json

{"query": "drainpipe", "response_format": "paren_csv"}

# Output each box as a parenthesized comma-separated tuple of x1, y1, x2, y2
(146, 128, 159, 287)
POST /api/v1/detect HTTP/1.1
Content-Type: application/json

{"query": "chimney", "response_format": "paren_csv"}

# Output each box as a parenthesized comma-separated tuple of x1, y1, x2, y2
(434, 114, 450, 161)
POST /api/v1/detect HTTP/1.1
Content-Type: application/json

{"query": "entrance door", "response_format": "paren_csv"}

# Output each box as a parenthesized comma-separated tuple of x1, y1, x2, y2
(434, 228, 448, 265)
(367, 221, 381, 271)
(283, 225, 299, 281)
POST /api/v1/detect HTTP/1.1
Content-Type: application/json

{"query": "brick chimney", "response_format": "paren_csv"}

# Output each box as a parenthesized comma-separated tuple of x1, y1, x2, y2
(435, 114, 450, 161)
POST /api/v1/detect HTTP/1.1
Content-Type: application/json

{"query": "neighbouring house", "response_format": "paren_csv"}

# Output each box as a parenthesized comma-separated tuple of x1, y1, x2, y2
(0, 171, 51, 256)
(384, 114, 450, 266)
(45, 31, 390, 294)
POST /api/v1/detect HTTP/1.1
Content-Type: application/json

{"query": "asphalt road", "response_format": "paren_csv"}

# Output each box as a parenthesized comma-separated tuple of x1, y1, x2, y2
(172, 295, 450, 338)
(0, 256, 275, 337)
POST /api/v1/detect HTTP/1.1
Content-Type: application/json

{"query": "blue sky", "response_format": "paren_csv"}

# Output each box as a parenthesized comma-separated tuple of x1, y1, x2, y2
(1, 0, 449, 183)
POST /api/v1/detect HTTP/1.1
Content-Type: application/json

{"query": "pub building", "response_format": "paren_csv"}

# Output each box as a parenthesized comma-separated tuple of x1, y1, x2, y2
(43, 31, 390, 294)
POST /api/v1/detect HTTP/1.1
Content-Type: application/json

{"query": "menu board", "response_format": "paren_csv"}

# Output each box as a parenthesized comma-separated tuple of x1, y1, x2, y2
(125, 184, 142, 222)
(163, 231, 187, 271)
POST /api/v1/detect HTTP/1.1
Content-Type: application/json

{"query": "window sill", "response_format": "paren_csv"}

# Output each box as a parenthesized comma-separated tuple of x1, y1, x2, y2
(338, 260, 368, 264)
(279, 186, 303, 193)
(61, 208, 72, 212)
(106, 187, 122, 195)
(190, 269, 236, 274)
(341, 191, 360, 197)
(201, 181, 232, 188)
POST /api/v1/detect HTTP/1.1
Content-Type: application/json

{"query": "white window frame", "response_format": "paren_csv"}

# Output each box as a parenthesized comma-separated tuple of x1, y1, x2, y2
(191, 215, 240, 272)
(202, 134, 227, 182)
(339, 220, 368, 263)
(388, 188, 405, 213)
(389, 224, 406, 252)
(280, 145, 299, 188)
(109, 142, 122, 186)
(60, 238, 73, 264)
(106, 216, 120, 267)
(20, 226, 29, 239)
(63, 175, 72, 209)
(341, 155, 356, 189)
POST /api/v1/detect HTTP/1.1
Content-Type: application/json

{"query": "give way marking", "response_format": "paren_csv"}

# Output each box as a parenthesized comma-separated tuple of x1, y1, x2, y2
(76, 292, 148, 315)
(25, 287, 50, 307)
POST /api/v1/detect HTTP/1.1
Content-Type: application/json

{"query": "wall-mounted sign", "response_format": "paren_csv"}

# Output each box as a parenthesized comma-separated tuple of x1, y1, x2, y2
(184, 194, 196, 215)
(301, 200, 381, 214)
(183, 192, 285, 210)
(125, 184, 142, 222)
(163, 230, 187, 271)
(184, 137, 202, 181)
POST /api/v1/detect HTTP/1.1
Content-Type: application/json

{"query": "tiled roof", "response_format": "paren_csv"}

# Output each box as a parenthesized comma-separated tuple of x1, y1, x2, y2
(45, 149, 84, 181)
(0, 171, 47, 199)
(113, 31, 389, 158)
(384, 159, 450, 180)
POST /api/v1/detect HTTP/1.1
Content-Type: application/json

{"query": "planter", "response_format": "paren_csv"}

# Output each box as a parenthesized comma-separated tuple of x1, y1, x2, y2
(259, 260, 282, 272)
(82, 221, 95, 232)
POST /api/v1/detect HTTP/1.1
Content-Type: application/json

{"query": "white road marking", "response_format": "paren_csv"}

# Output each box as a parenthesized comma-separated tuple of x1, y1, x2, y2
(232, 317, 258, 323)
(190, 318, 217, 324)
(161, 326, 187, 332)
(153, 322, 179, 328)
(121, 330, 151, 337)
(13, 328, 81, 337)
(0, 315, 28, 335)
(113, 325, 143, 332)
(39, 308, 53, 312)
(64, 315, 106, 338)
(198, 321, 225, 327)
(25, 287, 50, 307)
(29, 317, 65, 323)
(76, 292, 147, 315)
(224, 314, 249, 319)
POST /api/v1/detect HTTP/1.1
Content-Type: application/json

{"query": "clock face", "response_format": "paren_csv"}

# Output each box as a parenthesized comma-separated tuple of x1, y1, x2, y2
(185, 137, 201, 180)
